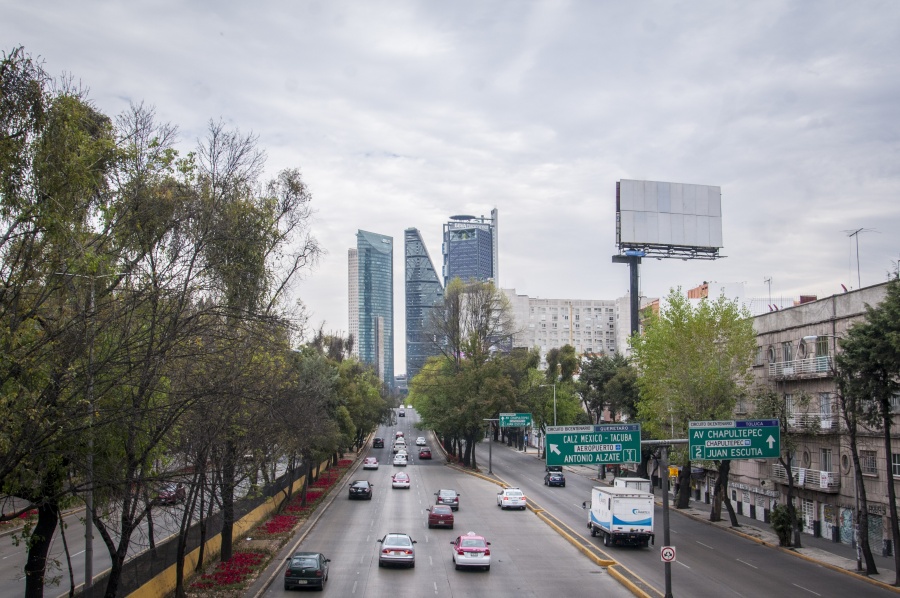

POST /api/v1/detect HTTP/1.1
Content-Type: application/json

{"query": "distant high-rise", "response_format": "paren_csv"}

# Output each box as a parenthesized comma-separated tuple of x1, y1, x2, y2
(351, 230, 394, 388)
(405, 228, 444, 381)
(442, 208, 498, 286)
(348, 248, 359, 356)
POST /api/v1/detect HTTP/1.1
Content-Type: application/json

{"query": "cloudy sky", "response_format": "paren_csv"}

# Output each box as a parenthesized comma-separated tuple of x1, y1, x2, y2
(5, 1, 899, 373)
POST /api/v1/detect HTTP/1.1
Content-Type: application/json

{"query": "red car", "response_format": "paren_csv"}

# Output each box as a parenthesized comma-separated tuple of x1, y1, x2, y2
(419, 447, 432, 459)
(427, 505, 454, 529)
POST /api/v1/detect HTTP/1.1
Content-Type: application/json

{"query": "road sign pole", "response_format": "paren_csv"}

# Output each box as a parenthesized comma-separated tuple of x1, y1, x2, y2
(661, 446, 673, 598)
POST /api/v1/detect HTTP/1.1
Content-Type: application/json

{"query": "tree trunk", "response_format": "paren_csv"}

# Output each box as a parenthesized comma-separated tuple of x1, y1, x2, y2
(24, 501, 60, 598)
(882, 416, 900, 584)
(676, 461, 692, 509)
(848, 427, 878, 573)
(220, 439, 237, 562)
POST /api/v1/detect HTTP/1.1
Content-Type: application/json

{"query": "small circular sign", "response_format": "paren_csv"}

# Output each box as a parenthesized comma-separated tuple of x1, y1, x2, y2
(660, 546, 676, 563)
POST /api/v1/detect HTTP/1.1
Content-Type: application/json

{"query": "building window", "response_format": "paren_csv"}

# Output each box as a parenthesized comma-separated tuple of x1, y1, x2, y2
(782, 341, 793, 362)
(821, 448, 832, 472)
(893, 454, 900, 477)
(860, 450, 877, 475)
(891, 393, 900, 414)
(819, 393, 832, 417)
(754, 346, 764, 366)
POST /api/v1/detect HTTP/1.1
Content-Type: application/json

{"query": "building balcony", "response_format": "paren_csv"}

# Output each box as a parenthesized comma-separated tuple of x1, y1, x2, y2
(767, 356, 833, 379)
(772, 464, 841, 493)
(786, 413, 840, 433)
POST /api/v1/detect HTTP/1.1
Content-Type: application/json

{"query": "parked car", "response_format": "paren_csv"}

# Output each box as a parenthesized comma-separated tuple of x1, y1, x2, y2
(544, 471, 566, 487)
(418, 447, 432, 460)
(377, 533, 416, 568)
(348, 480, 373, 500)
(283, 551, 330, 591)
(155, 482, 186, 505)
(415, 436, 427, 446)
(392, 472, 411, 489)
(435, 489, 460, 510)
(373, 437, 385, 448)
(363, 457, 379, 470)
(497, 487, 527, 510)
(426, 505, 454, 529)
(393, 453, 408, 466)
(451, 531, 491, 571)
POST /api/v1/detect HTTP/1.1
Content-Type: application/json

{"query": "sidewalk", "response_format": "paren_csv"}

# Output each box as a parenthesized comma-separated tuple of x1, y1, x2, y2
(562, 463, 900, 592)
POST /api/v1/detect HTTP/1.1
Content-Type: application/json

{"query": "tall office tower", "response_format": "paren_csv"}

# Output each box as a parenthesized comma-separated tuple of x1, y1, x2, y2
(442, 208, 498, 286)
(352, 230, 394, 388)
(404, 228, 444, 381)
(348, 248, 359, 357)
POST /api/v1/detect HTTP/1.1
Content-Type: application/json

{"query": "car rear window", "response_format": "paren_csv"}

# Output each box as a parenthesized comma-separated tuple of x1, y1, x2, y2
(433, 506, 451, 514)
(291, 557, 318, 567)
(506, 490, 523, 497)
(387, 535, 411, 546)
(461, 538, 485, 548)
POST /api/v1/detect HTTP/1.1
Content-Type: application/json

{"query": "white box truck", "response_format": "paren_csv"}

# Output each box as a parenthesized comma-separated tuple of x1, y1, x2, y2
(583, 486, 655, 548)
(613, 477, 652, 492)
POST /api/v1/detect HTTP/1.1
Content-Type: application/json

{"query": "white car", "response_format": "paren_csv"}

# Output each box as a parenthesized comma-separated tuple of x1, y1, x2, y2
(451, 532, 491, 571)
(362, 457, 379, 470)
(393, 454, 408, 467)
(497, 487, 527, 510)
(415, 437, 427, 446)
(392, 472, 411, 489)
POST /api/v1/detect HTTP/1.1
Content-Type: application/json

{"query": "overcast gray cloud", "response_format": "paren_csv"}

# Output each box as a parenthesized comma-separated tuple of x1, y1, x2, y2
(4, 1, 899, 373)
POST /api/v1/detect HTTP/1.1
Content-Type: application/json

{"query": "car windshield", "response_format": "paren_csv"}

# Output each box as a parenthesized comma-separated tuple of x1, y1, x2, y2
(461, 538, 485, 548)
(291, 557, 318, 568)
(386, 535, 412, 546)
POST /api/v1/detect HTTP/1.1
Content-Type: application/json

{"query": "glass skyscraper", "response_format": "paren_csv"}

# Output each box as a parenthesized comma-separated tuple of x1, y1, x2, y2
(442, 209, 498, 286)
(404, 228, 444, 382)
(351, 230, 393, 388)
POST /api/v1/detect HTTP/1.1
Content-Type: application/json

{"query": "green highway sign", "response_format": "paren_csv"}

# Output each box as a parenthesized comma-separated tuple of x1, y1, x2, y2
(689, 419, 781, 460)
(545, 424, 641, 466)
(499, 413, 532, 428)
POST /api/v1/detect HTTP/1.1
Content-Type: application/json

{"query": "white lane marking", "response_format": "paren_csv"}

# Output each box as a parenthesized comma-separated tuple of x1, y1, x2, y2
(696, 541, 714, 549)
(737, 558, 757, 569)
(434, 581, 438, 594)
(352, 580, 358, 594)
(792, 583, 821, 596)
(676, 560, 691, 569)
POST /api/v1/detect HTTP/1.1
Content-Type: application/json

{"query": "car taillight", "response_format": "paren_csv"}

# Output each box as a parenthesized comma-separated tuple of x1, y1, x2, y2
(315, 570, 323, 577)
(382, 549, 391, 554)
(457, 549, 465, 556)
(285, 569, 291, 577)
(484, 548, 491, 556)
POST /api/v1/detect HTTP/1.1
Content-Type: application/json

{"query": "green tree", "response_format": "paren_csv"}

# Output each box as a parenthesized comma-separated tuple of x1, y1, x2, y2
(631, 290, 756, 514)
(835, 274, 900, 581)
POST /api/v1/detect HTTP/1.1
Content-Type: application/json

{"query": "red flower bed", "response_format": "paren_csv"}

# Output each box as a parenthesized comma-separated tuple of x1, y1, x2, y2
(258, 514, 299, 535)
(191, 551, 265, 590)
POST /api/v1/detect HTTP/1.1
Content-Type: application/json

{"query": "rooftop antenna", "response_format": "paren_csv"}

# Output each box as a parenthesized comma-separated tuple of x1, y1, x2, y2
(763, 277, 772, 306)
(842, 228, 877, 289)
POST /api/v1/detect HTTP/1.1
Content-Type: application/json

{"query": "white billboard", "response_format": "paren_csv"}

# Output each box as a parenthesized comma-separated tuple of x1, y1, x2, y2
(617, 180, 723, 250)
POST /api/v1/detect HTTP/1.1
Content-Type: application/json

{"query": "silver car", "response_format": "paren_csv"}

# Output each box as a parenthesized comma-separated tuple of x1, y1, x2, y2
(377, 532, 417, 568)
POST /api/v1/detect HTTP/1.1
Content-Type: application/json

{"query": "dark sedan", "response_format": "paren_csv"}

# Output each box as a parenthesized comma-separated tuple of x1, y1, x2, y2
(427, 505, 454, 529)
(373, 437, 384, 448)
(284, 551, 329, 591)
(544, 471, 566, 487)
(348, 480, 373, 500)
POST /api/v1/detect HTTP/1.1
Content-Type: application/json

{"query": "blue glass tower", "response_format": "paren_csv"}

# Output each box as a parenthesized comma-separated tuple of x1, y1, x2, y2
(405, 228, 444, 381)
(355, 230, 393, 388)
(442, 209, 498, 286)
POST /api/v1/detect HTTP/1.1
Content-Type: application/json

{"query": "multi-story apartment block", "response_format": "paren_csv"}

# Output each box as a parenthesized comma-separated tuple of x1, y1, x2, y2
(728, 282, 896, 554)
(504, 289, 621, 363)
(351, 230, 394, 389)
(405, 228, 444, 382)
(442, 210, 498, 286)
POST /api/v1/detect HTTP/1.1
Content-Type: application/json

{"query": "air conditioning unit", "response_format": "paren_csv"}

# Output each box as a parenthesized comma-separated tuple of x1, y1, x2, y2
(759, 479, 775, 489)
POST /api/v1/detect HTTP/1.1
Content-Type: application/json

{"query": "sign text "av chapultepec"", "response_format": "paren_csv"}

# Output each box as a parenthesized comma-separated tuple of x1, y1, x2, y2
(689, 419, 780, 460)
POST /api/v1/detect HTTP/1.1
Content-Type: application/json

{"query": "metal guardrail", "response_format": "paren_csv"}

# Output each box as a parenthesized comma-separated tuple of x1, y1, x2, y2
(772, 463, 841, 491)
(767, 355, 832, 378)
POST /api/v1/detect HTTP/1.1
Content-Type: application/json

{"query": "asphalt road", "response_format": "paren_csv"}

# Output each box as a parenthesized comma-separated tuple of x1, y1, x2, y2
(259, 410, 633, 598)
(476, 438, 898, 598)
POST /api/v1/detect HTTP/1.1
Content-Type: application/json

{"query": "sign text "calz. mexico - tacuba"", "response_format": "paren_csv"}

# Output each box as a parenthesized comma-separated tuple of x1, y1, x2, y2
(544, 424, 641, 467)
